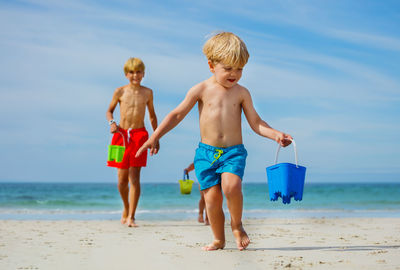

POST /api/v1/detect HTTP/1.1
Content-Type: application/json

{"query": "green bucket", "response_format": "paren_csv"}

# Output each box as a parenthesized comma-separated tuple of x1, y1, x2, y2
(107, 145, 126, 162)
(107, 131, 126, 163)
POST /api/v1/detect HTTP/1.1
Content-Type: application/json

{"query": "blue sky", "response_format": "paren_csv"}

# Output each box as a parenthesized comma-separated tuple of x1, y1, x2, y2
(0, 0, 399, 183)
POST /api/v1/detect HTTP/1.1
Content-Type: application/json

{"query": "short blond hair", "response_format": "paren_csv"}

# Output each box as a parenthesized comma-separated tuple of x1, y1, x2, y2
(123, 57, 145, 74)
(203, 32, 249, 68)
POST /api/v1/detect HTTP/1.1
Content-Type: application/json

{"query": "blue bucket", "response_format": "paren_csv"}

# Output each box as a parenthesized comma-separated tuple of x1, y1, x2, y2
(266, 140, 306, 204)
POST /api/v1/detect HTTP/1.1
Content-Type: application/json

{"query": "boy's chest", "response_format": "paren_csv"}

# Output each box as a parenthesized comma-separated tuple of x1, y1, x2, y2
(120, 91, 147, 107)
(202, 90, 241, 111)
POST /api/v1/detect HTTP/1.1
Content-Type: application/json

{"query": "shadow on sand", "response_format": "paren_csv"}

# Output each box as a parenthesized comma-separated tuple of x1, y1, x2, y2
(235, 245, 400, 252)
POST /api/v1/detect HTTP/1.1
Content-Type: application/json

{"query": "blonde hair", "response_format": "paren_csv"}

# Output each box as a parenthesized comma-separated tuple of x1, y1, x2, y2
(123, 57, 145, 74)
(203, 32, 249, 68)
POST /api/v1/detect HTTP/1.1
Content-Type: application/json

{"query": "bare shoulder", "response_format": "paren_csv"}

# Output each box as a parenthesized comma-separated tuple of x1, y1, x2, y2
(141, 85, 153, 92)
(140, 86, 154, 101)
(188, 80, 207, 98)
(113, 85, 126, 98)
(187, 79, 205, 96)
(236, 83, 250, 93)
(236, 84, 251, 101)
(138, 85, 151, 94)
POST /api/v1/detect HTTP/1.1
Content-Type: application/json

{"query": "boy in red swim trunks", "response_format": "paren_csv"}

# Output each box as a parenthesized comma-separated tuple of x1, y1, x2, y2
(106, 57, 159, 227)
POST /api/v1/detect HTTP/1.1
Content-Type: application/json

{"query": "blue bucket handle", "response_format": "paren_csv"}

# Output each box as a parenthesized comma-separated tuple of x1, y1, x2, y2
(274, 139, 299, 168)
(183, 170, 189, 180)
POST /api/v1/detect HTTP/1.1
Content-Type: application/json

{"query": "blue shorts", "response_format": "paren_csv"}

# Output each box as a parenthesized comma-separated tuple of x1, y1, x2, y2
(194, 142, 247, 190)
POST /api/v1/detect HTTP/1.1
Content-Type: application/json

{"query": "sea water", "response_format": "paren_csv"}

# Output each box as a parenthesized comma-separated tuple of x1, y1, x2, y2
(0, 182, 399, 220)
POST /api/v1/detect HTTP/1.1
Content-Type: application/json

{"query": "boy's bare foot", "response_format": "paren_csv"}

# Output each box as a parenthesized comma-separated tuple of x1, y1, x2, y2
(232, 226, 250, 251)
(121, 217, 127, 224)
(127, 218, 138, 227)
(202, 240, 225, 251)
(121, 210, 128, 224)
(198, 214, 204, 223)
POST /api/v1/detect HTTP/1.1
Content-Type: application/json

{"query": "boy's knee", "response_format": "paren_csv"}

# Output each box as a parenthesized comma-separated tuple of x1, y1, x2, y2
(129, 178, 141, 187)
(223, 183, 242, 198)
(117, 180, 128, 189)
(204, 191, 223, 207)
(205, 199, 222, 211)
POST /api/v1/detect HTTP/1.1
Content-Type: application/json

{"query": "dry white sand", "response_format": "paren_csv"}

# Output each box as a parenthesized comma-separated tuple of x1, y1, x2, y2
(1, 218, 399, 270)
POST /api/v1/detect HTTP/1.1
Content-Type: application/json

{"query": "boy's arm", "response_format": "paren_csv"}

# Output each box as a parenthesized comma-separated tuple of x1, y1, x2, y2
(106, 87, 123, 133)
(146, 89, 160, 151)
(146, 90, 158, 132)
(184, 163, 195, 174)
(242, 88, 292, 147)
(136, 86, 200, 157)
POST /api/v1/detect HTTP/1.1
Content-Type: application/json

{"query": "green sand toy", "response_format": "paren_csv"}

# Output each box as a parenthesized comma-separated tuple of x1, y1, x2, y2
(107, 131, 126, 163)
(179, 171, 194, 195)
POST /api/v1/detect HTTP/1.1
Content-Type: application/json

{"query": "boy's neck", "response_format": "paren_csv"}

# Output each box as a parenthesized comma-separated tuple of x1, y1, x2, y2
(210, 76, 237, 90)
(128, 83, 141, 90)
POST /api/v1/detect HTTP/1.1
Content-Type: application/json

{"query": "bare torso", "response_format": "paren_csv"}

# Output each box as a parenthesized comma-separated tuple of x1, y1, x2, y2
(118, 85, 151, 129)
(197, 78, 244, 148)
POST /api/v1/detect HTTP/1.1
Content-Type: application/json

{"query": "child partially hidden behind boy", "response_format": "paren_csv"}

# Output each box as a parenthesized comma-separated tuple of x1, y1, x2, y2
(137, 32, 292, 250)
(184, 162, 209, 225)
(106, 57, 159, 227)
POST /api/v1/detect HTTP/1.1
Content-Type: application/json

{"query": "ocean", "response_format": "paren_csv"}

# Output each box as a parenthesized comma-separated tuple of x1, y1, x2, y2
(0, 182, 399, 220)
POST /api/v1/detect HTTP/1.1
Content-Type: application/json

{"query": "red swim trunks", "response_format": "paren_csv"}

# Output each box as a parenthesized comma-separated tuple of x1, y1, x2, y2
(107, 127, 148, 169)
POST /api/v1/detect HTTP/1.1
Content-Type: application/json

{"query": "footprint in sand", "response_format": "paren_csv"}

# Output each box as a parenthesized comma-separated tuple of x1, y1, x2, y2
(79, 238, 94, 247)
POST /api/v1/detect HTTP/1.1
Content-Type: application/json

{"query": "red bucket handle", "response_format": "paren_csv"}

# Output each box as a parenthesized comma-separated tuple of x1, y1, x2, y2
(109, 130, 126, 147)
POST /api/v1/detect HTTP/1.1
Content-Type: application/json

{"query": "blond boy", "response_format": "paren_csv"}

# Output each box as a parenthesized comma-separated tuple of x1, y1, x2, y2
(107, 57, 159, 227)
(137, 32, 292, 250)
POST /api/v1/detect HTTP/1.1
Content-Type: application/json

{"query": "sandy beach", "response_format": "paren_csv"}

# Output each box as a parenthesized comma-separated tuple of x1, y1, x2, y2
(0, 218, 399, 270)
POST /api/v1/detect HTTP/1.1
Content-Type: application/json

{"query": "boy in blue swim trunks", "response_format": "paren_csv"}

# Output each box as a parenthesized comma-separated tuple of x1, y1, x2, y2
(137, 32, 292, 250)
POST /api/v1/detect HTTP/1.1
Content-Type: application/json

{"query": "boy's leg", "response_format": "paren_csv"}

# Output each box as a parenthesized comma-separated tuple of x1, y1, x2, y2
(127, 166, 141, 227)
(202, 185, 225, 250)
(200, 191, 209, 225)
(117, 168, 130, 224)
(221, 172, 250, 250)
(198, 185, 205, 223)
(198, 197, 205, 223)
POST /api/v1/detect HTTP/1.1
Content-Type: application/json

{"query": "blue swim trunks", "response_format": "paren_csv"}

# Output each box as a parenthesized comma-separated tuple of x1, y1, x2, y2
(194, 142, 247, 190)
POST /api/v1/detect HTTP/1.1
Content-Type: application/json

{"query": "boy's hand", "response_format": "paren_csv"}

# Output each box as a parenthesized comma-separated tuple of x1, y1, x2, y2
(110, 123, 118, 133)
(276, 132, 293, 147)
(136, 138, 159, 157)
(155, 140, 160, 152)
